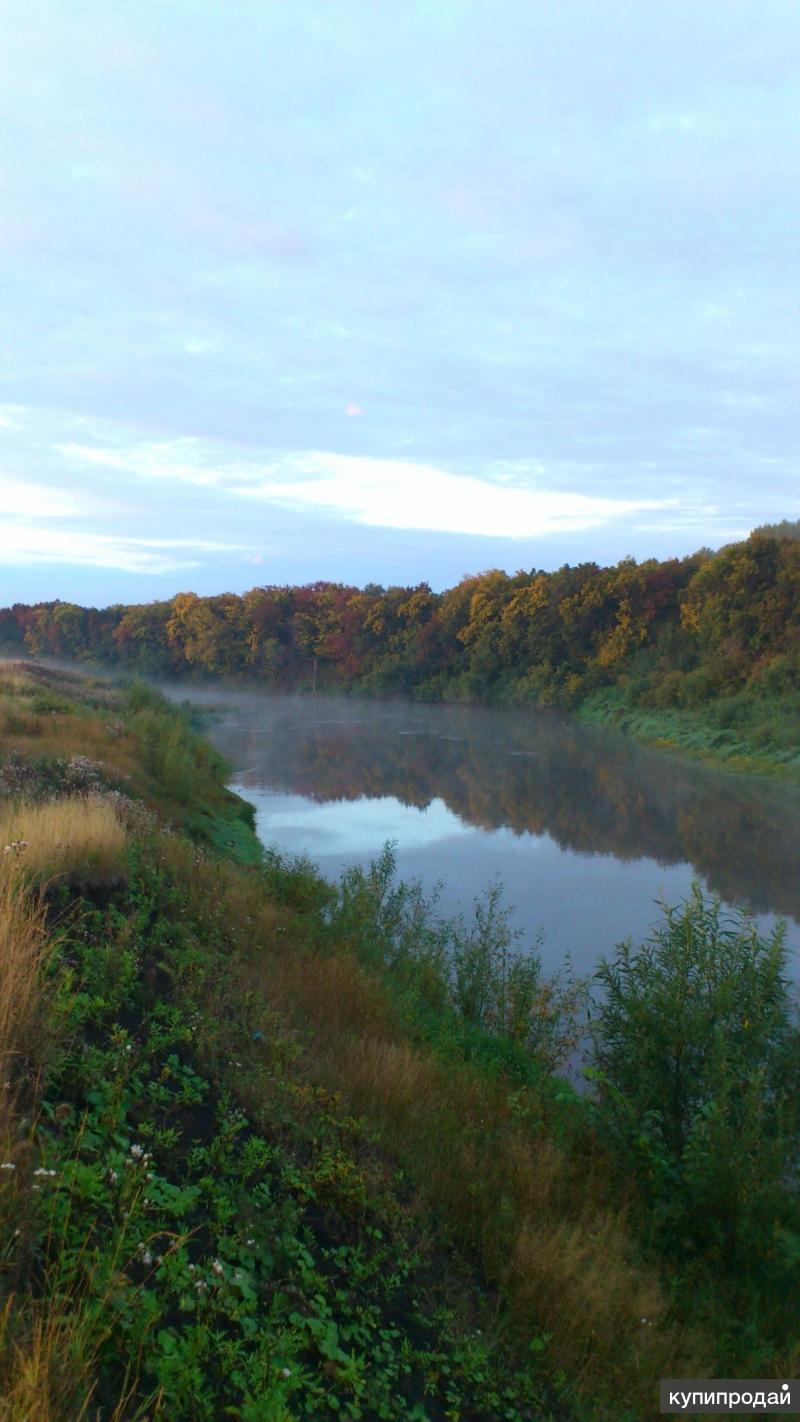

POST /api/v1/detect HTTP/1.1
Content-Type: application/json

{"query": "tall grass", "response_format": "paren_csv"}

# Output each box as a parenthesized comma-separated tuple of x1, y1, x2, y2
(0, 1293, 143, 1422)
(0, 1300, 94, 1422)
(0, 871, 47, 1089)
(0, 797, 127, 886)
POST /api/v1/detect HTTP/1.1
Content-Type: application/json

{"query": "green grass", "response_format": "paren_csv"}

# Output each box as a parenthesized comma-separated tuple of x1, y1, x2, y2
(579, 687, 800, 780)
(1, 839, 566, 1421)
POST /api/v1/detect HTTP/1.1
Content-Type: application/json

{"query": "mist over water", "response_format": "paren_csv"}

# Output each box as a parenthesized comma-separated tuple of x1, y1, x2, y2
(190, 689, 800, 977)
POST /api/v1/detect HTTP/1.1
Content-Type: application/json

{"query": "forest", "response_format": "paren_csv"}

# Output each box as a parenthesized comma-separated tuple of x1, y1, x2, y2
(2, 521, 800, 770)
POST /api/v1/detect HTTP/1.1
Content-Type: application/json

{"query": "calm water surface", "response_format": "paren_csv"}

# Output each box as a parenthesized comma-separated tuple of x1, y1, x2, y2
(197, 691, 800, 977)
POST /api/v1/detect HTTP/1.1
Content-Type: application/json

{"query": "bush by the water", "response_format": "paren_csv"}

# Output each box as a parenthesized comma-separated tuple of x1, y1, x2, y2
(589, 888, 800, 1359)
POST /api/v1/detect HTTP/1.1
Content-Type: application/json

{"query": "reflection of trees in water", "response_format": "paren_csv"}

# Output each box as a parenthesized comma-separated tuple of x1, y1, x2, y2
(216, 699, 800, 924)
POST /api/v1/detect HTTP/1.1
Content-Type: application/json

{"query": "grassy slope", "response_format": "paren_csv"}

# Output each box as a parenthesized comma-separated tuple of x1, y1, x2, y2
(577, 685, 800, 781)
(0, 663, 721, 1420)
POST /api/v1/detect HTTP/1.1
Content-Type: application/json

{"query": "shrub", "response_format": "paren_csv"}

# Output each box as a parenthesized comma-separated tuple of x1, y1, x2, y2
(326, 845, 583, 1070)
(589, 887, 800, 1281)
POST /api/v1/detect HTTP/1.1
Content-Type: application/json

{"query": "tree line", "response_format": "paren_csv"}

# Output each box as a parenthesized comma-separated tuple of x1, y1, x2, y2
(3, 524, 799, 712)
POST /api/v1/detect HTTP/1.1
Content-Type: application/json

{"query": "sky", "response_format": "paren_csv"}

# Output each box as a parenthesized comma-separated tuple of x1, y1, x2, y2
(1, 0, 798, 608)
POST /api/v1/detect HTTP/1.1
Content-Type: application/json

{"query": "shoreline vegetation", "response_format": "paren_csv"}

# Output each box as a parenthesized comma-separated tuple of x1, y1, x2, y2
(1, 662, 800, 1419)
(2, 523, 800, 783)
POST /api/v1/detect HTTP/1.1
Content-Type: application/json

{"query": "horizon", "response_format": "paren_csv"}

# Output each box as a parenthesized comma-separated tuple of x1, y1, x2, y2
(1, 1, 798, 607)
(0, 523, 772, 616)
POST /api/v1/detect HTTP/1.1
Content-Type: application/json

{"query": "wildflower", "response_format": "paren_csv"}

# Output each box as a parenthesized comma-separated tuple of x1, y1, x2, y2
(188, 1263, 196, 1273)
(129, 1144, 144, 1161)
(108, 1169, 119, 1185)
(142, 1249, 153, 1266)
(279, 1367, 292, 1379)
(33, 1168, 57, 1178)
(0, 1162, 16, 1171)
(246, 1237, 255, 1246)
(211, 1258, 224, 1277)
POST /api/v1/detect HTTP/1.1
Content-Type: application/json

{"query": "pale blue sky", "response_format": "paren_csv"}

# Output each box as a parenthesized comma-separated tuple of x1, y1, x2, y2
(1, 0, 798, 605)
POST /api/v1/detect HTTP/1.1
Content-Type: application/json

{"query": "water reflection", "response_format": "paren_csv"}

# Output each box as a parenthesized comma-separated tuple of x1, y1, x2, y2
(194, 691, 800, 973)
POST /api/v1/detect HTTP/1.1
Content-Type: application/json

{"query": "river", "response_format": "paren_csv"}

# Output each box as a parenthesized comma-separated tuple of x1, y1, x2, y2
(195, 690, 800, 978)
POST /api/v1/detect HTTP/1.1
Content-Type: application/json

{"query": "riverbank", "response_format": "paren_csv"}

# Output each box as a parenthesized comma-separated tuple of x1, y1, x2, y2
(6, 644, 800, 789)
(0, 663, 648, 1419)
(576, 685, 800, 781)
(2, 663, 799, 1420)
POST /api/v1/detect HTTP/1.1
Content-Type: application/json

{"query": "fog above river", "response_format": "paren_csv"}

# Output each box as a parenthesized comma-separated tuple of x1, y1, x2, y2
(184, 689, 800, 976)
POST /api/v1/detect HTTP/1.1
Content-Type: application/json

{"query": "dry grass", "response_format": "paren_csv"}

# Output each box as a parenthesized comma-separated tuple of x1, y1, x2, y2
(0, 707, 140, 782)
(0, 1296, 142, 1422)
(0, 661, 141, 789)
(0, 1301, 93, 1422)
(0, 797, 128, 887)
(0, 669, 41, 697)
(0, 872, 47, 1087)
(0, 660, 99, 697)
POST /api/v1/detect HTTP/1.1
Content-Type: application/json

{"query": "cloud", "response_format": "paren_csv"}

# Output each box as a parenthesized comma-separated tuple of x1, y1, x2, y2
(0, 524, 253, 574)
(0, 474, 82, 519)
(234, 452, 673, 538)
(59, 434, 673, 538)
(57, 441, 224, 488)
